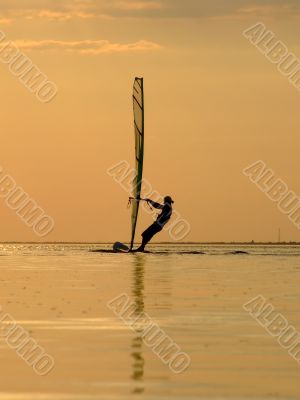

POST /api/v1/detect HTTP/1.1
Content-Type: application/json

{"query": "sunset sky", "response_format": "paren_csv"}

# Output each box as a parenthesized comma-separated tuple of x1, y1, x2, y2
(1, 0, 300, 242)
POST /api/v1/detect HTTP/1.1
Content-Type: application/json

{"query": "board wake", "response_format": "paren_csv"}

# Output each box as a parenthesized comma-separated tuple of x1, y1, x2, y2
(91, 249, 206, 255)
(90, 248, 251, 255)
(112, 242, 130, 252)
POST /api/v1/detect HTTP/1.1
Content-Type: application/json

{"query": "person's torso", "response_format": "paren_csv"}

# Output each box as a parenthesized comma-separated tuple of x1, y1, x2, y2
(156, 203, 172, 226)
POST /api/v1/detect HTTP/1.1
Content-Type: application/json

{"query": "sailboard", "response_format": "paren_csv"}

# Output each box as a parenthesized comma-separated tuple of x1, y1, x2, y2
(113, 77, 145, 253)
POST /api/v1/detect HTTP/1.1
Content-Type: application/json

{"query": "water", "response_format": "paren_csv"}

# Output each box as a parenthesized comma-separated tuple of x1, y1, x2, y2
(0, 243, 300, 399)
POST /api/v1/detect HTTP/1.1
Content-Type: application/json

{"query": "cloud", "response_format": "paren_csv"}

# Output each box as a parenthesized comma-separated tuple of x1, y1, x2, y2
(27, 9, 97, 21)
(236, 3, 296, 18)
(115, 1, 164, 11)
(0, 0, 300, 20)
(8, 39, 162, 54)
(70, 0, 300, 18)
(0, 17, 13, 24)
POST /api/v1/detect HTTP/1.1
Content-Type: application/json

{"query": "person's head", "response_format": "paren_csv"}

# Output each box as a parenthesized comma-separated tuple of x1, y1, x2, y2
(164, 196, 174, 205)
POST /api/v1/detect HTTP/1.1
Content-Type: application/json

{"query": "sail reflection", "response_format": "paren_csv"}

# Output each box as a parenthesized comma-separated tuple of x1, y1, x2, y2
(131, 254, 145, 394)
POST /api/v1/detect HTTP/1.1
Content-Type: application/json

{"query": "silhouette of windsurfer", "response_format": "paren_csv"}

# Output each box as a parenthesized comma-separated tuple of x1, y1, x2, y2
(133, 196, 174, 252)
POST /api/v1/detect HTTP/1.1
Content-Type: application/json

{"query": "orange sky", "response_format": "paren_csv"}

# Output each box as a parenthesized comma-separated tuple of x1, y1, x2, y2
(0, 1, 300, 242)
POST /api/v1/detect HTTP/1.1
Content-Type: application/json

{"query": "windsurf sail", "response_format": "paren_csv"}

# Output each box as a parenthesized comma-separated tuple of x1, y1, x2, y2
(130, 77, 145, 250)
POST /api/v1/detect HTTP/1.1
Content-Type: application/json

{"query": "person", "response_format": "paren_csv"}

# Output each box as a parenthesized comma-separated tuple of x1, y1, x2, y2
(134, 196, 174, 252)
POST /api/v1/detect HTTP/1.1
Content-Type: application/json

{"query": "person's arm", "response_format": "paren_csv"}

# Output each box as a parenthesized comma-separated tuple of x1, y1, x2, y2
(143, 198, 164, 209)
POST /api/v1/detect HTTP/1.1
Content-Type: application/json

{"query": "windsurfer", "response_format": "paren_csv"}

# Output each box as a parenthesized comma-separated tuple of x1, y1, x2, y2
(133, 196, 174, 252)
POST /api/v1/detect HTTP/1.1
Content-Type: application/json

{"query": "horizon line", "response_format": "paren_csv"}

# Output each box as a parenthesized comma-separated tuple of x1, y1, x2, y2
(0, 241, 300, 245)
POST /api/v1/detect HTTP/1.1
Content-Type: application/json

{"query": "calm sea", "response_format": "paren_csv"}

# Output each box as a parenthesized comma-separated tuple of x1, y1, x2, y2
(0, 243, 299, 399)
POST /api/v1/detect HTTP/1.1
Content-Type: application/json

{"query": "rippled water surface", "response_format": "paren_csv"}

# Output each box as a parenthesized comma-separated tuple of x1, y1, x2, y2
(0, 243, 300, 399)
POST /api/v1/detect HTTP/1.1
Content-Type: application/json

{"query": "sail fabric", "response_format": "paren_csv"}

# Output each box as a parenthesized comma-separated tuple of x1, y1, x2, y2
(130, 77, 145, 249)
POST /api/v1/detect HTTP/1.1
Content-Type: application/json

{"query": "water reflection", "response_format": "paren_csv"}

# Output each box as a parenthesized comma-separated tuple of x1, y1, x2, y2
(131, 254, 146, 394)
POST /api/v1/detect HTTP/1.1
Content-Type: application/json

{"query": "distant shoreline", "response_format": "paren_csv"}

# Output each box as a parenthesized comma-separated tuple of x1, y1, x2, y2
(1, 242, 300, 245)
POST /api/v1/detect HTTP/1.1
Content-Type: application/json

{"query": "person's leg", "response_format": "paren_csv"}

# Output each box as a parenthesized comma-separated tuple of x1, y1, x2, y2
(136, 236, 148, 252)
(135, 223, 162, 252)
